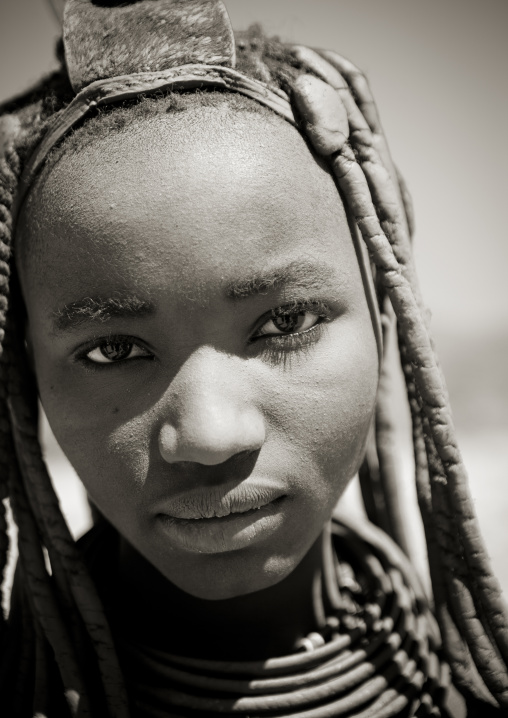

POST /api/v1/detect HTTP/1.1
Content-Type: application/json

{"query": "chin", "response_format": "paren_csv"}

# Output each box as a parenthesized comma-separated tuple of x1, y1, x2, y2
(163, 549, 301, 601)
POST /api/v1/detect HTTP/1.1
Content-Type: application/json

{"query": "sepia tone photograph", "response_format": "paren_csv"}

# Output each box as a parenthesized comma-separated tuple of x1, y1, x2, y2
(0, 0, 507, 715)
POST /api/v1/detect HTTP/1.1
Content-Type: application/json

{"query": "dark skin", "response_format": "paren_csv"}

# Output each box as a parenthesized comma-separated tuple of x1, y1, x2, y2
(115, 530, 324, 660)
(17, 105, 378, 659)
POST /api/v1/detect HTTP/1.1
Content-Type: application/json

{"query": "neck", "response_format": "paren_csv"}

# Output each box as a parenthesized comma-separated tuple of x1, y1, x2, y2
(114, 532, 325, 661)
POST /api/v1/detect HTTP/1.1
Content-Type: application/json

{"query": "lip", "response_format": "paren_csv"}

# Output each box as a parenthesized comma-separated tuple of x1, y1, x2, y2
(154, 480, 287, 554)
(155, 479, 286, 520)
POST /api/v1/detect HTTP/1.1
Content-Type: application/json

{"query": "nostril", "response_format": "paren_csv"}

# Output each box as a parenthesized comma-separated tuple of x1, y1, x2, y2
(158, 424, 178, 460)
(158, 413, 265, 466)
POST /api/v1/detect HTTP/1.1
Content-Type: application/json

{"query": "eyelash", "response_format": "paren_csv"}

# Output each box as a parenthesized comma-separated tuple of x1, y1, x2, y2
(256, 324, 327, 366)
(75, 300, 331, 367)
(75, 335, 153, 368)
(251, 300, 331, 361)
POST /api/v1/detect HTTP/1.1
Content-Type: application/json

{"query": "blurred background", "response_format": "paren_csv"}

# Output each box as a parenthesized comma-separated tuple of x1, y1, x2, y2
(1, 0, 507, 594)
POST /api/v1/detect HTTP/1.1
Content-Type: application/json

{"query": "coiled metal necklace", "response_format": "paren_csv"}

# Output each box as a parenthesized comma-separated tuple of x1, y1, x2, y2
(119, 517, 449, 717)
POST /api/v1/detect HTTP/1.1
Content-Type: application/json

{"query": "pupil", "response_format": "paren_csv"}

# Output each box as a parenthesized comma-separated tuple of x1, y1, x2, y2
(273, 313, 302, 332)
(100, 342, 132, 361)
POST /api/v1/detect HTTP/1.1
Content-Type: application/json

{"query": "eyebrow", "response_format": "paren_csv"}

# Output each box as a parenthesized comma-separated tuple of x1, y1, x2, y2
(53, 295, 155, 332)
(224, 262, 337, 300)
(52, 262, 337, 332)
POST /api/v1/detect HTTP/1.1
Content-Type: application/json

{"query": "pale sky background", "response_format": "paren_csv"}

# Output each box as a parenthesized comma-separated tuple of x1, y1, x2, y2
(1, 1, 507, 590)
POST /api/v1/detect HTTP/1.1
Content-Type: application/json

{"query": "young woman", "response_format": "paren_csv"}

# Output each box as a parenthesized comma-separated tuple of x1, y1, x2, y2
(0, 1, 506, 716)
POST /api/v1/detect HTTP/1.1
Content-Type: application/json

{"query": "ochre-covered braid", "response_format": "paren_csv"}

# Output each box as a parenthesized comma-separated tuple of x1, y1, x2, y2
(398, 331, 496, 704)
(291, 47, 419, 562)
(373, 313, 412, 558)
(7, 456, 88, 716)
(0, 133, 20, 622)
(8, 341, 130, 716)
(290, 64, 508, 707)
(0, 88, 123, 717)
(0, 71, 75, 631)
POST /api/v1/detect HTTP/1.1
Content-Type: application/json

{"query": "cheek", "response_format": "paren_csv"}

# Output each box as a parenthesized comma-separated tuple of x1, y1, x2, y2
(263, 320, 378, 496)
(40, 377, 154, 521)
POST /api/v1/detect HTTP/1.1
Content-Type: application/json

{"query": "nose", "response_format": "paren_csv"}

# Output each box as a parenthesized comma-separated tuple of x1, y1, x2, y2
(158, 348, 265, 465)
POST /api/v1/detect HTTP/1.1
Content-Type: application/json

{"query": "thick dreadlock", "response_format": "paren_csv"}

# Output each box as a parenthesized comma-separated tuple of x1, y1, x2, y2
(0, 2, 507, 716)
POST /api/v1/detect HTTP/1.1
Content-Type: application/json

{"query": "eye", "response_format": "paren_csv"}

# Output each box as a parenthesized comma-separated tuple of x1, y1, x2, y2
(256, 309, 322, 338)
(85, 339, 151, 364)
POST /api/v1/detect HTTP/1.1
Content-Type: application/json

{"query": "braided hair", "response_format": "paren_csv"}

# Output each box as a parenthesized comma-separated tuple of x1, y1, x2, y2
(0, 13, 507, 718)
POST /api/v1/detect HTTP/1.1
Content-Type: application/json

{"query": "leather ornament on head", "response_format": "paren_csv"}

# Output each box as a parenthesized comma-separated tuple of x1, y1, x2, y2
(63, 0, 237, 92)
(13, 0, 298, 221)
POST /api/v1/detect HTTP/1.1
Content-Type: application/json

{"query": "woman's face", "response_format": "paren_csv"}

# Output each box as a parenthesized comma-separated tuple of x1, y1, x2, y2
(17, 105, 378, 599)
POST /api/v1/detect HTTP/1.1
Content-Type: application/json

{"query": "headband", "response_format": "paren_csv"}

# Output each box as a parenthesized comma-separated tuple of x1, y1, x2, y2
(13, 0, 383, 360)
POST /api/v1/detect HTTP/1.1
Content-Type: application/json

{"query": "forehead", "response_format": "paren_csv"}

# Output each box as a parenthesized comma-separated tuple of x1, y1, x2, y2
(17, 105, 358, 307)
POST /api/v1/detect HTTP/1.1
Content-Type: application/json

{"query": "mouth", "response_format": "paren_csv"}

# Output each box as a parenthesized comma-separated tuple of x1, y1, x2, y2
(156, 480, 286, 521)
(155, 483, 287, 554)
(164, 496, 286, 525)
